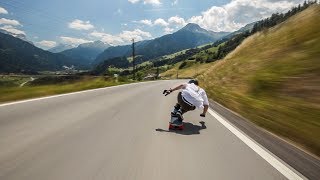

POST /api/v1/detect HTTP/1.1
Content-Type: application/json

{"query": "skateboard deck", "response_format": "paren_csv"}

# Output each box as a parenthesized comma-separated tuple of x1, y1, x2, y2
(169, 122, 184, 130)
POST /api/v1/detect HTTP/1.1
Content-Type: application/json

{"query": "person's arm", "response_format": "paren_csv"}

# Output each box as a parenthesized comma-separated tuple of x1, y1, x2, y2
(170, 84, 185, 92)
(200, 91, 209, 117)
(163, 84, 186, 96)
(200, 105, 208, 117)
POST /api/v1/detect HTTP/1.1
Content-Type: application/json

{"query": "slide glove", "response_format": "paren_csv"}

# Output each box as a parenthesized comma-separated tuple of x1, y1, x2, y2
(200, 113, 206, 117)
(163, 89, 173, 96)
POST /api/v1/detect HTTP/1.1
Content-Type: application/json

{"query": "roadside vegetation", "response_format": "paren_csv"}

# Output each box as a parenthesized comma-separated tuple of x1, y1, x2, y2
(0, 76, 130, 103)
(197, 5, 320, 156)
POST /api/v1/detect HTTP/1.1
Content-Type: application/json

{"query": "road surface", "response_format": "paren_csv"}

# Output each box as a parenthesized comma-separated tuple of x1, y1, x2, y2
(0, 80, 306, 180)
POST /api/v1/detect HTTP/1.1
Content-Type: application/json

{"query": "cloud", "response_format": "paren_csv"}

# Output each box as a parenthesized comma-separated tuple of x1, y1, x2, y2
(119, 29, 152, 42)
(0, 6, 8, 14)
(134, 16, 186, 34)
(116, 9, 123, 15)
(60, 36, 93, 46)
(0, 18, 21, 26)
(154, 18, 169, 26)
(136, 19, 153, 26)
(128, 0, 140, 3)
(68, 19, 94, 30)
(90, 29, 152, 45)
(144, 0, 161, 5)
(172, 0, 178, 6)
(164, 27, 174, 34)
(188, 0, 304, 32)
(90, 31, 124, 45)
(168, 16, 186, 27)
(36, 40, 57, 49)
(0, 25, 25, 35)
(128, 0, 161, 6)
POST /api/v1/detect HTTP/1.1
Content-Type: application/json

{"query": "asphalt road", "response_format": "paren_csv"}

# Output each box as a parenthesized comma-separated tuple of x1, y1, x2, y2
(0, 80, 305, 180)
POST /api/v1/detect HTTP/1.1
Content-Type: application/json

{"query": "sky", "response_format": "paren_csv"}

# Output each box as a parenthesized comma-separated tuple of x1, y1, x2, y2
(0, 0, 306, 50)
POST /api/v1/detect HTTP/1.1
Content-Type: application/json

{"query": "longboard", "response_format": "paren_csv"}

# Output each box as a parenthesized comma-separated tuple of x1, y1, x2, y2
(169, 123, 184, 130)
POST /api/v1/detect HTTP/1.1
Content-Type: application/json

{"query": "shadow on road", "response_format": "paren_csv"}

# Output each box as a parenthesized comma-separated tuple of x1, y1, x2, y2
(155, 121, 206, 135)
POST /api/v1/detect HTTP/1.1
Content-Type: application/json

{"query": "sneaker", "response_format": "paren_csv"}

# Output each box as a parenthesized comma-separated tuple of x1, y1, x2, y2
(171, 119, 183, 126)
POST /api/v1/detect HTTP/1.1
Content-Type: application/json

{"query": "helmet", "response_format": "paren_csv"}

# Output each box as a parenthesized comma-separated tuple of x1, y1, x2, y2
(188, 79, 199, 86)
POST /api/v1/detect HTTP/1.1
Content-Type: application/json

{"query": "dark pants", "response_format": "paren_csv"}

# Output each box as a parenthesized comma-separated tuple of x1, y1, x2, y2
(177, 92, 196, 114)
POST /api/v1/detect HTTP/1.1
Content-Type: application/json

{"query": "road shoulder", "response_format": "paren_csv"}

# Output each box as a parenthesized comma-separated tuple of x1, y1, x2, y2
(209, 99, 320, 180)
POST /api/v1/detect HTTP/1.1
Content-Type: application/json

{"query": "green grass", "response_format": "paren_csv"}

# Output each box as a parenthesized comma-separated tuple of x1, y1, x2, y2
(161, 61, 214, 79)
(198, 5, 320, 156)
(0, 75, 32, 87)
(0, 77, 131, 103)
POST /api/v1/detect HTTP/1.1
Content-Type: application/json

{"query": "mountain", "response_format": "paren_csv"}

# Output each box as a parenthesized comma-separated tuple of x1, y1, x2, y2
(49, 44, 75, 53)
(60, 41, 111, 65)
(0, 32, 85, 73)
(94, 40, 150, 65)
(94, 23, 230, 65)
(91, 57, 129, 75)
(0, 29, 33, 45)
(224, 22, 256, 39)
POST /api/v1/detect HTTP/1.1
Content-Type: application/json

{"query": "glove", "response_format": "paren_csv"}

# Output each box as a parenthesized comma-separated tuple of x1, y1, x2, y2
(200, 113, 206, 117)
(163, 89, 172, 96)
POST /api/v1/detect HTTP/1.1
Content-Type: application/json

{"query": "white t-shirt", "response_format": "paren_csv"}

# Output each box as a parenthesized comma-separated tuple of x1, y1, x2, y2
(181, 83, 209, 109)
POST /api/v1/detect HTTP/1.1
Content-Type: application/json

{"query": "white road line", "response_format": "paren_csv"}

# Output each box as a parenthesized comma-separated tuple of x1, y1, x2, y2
(208, 109, 306, 180)
(0, 81, 158, 108)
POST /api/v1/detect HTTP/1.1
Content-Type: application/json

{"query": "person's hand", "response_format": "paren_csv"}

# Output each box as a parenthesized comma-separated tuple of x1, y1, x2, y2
(200, 113, 206, 117)
(163, 89, 172, 96)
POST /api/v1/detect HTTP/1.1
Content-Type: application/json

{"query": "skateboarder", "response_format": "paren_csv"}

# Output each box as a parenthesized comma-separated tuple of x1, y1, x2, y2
(163, 79, 209, 126)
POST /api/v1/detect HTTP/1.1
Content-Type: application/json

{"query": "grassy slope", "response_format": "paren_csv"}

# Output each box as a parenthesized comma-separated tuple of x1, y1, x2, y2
(161, 45, 220, 78)
(198, 5, 320, 156)
(0, 77, 129, 103)
(161, 61, 213, 79)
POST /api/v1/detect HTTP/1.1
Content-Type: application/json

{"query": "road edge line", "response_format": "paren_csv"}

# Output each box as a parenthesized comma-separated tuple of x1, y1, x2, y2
(208, 108, 305, 180)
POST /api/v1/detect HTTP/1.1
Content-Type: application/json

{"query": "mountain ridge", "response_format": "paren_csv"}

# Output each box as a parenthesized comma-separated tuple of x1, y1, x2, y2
(60, 41, 111, 65)
(94, 23, 230, 65)
(0, 32, 85, 73)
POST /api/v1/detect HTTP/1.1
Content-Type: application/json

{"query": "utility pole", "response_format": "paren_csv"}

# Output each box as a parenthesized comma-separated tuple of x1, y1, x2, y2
(132, 39, 135, 80)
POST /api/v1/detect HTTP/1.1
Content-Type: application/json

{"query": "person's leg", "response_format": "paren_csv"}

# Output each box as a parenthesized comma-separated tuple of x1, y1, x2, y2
(171, 103, 181, 115)
(176, 92, 195, 121)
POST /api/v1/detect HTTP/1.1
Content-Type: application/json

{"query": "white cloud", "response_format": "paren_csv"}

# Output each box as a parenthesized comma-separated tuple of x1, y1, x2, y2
(0, 18, 21, 26)
(116, 9, 123, 15)
(144, 0, 161, 5)
(90, 31, 124, 45)
(164, 27, 174, 34)
(60, 36, 93, 46)
(168, 16, 186, 27)
(172, 0, 178, 6)
(119, 29, 152, 42)
(68, 19, 94, 30)
(128, 0, 161, 6)
(137, 19, 153, 26)
(36, 40, 57, 49)
(0, 25, 25, 35)
(154, 18, 169, 26)
(128, 0, 140, 3)
(188, 0, 304, 32)
(90, 29, 152, 45)
(0, 6, 8, 14)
